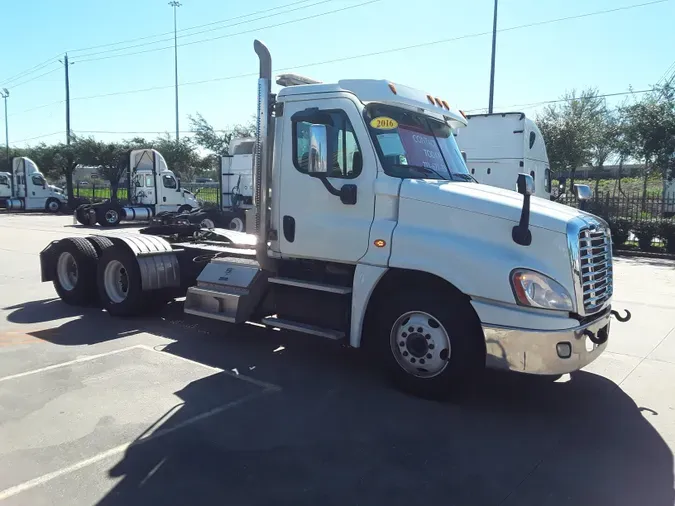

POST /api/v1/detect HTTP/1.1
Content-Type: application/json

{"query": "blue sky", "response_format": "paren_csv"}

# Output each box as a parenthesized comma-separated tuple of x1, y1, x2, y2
(1, 0, 673, 148)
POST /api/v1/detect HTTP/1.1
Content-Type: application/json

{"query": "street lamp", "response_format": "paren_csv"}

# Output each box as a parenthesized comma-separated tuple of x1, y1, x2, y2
(169, 1, 182, 143)
(488, 0, 498, 113)
(1, 88, 8, 168)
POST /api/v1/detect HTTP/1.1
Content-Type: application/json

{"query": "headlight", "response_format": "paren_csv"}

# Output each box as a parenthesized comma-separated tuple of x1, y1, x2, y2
(510, 269, 573, 311)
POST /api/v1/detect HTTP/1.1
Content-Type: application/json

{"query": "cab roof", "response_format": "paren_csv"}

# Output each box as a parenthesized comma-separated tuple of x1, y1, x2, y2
(276, 76, 467, 128)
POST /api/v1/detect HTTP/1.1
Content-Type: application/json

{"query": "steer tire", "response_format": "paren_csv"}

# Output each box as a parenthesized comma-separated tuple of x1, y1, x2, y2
(97, 246, 146, 317)
(52, 237, 100, 306)
(46, 198, 61, 214)
(368, 290, 485, 400)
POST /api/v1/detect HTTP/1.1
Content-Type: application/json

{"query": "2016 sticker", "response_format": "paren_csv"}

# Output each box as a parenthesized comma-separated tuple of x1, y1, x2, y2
(370, 117, 399, 130)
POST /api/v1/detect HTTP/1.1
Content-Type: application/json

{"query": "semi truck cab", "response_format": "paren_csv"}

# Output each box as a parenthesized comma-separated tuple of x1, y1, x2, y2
(2, 157, 68, 212)
(39, 40, 630, 399)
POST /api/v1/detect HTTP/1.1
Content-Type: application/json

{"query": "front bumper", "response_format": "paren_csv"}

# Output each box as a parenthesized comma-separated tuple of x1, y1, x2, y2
(483, 311, 611, 375)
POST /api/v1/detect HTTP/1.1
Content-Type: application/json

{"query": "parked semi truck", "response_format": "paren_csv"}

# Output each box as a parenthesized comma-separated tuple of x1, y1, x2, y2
(38, 40, 630, 399)
(74, 148, 200, 226)
(0, 157, 68, 212)
(220, 137, 255, 231)
(455, 112, 552, 199)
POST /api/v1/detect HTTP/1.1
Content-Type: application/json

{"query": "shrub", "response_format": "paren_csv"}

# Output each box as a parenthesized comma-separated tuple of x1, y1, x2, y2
(608, 218, 631, 249)
(658, 221, 675, 254)
(633, 222, 659, 251)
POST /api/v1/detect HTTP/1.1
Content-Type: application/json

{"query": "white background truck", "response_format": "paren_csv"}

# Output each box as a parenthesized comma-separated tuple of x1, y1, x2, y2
(219, 137, 255, 232)
(0, 157, 68, 212)
(455, 112, 552, 199)
(39, 39, 630, 400)
(75, 148, 200, 226)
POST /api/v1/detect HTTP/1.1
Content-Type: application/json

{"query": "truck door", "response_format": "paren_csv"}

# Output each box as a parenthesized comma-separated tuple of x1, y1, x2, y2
(277, 98, 376, 263)
(157, 173, 180, 211)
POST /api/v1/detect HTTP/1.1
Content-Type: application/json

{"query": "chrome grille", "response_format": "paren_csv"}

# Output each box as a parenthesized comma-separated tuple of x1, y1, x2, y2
(578, 226, 613, 313)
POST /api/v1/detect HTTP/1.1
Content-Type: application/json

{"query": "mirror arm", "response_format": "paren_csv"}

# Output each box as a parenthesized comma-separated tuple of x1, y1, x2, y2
(512, 193, 532, 246)
(315, 174, 341, 197)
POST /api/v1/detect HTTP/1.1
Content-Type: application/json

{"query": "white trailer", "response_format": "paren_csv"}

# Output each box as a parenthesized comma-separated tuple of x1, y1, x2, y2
(455, 112, 552, 199)
(74, 148, 199, 226)
(0, 158, 68, 212)
(39, 40, 630, 400)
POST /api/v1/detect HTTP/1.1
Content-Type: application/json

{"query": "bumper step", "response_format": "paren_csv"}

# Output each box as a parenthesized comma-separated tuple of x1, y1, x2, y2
(261, 316, 345, 340)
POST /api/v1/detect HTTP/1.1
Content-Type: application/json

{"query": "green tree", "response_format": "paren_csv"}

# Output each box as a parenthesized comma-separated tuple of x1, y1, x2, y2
(0, 147, 25, 173)
(620, 84, 675, 205)
(189, 112, 255, 157)
(151, 135, 205, 182)
(538, 88, 607, 192)
(78, 138, 130, 201)
(24, 139, 82, 207)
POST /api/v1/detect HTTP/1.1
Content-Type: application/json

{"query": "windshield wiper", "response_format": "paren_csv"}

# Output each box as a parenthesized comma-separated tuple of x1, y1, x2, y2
(451, 173, 478, 183)
(390, 164, 449, 181)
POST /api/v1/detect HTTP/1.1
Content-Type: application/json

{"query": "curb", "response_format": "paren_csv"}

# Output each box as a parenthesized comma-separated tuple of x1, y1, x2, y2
(614, 249, 675, 260)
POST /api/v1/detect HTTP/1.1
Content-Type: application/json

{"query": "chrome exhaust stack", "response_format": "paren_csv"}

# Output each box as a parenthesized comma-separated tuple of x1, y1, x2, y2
(253, 39, 276, 272)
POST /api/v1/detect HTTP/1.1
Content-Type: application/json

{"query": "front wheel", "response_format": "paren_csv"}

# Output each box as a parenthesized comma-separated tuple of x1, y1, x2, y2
(370, 290, 485, 400)
(227, 216, 245, 232)
(46, 198, 61, 213)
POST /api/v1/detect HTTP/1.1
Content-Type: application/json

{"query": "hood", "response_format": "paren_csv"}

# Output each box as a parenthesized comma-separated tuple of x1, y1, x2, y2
(399, 180, 585, 233)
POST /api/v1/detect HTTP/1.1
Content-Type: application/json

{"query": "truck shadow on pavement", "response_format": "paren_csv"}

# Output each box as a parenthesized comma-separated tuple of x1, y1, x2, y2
(4, 298, 675, 506)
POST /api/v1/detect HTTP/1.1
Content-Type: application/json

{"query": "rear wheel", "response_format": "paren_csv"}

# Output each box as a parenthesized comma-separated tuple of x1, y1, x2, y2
(52, 237, 99, 306)
(75, 205, 90, 225)
(97, 246, 145, 317)
(97, 205, 122, 227)
(369, 290, 485, 400)
(46, 198, 61, 213)
(86, 235, 114, 256)
(228, 216, 245, 232)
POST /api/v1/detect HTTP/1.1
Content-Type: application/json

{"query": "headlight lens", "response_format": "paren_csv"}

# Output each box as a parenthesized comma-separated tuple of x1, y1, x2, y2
(510, 269, 573, 311)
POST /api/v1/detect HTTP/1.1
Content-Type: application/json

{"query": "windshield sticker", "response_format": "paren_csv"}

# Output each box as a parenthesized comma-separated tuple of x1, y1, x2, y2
(398, 126, 447, 173)
(370, 117, 399, 130)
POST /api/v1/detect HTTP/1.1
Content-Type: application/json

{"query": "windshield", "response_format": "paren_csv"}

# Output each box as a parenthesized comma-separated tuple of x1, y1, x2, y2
(366, 104, 471, 181)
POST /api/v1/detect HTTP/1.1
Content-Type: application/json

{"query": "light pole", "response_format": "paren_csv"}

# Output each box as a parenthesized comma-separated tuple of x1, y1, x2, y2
(488, 0, 498, 113)
(169, 1, 182, 143)
(1, 88, 8, 168)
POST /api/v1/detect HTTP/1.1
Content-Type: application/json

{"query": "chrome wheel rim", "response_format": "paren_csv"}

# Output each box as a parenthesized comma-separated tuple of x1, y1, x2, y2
(103, 260, 129, 303)
(228, 217, 244, 232)
(105, 209, 119, 224)
(200, 218, 215, 229)
(389, 311, 451, 378)
(56, 252, 78, 291)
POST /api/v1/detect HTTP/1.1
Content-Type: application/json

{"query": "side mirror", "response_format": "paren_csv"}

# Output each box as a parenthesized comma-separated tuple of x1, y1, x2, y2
(515, 173, 535, 196)
(308, 124, 329, 175)
(574, 184, 592, 200)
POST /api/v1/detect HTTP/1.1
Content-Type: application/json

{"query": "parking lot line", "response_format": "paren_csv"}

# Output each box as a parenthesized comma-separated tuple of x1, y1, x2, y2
(136, 345, 281, 391)
(0, 345, 142, 383)
(0, 388, 274, 502)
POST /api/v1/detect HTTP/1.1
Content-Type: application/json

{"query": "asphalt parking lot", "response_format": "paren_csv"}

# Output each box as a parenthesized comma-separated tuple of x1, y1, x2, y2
(0, 212, 674, 506)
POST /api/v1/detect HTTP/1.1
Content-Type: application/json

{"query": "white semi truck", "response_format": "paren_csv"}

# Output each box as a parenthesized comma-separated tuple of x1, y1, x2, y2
(456, 112, 552, 199)
(74, 148, 200, 226)
(0, 157, 68, 212)
(38, 40, 630, 399)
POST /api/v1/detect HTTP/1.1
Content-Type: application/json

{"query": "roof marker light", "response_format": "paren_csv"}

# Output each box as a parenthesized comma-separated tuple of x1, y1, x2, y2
(427, 94, 435, 105)
(441, 100, 450, 110)
(388, 83, 397, 94)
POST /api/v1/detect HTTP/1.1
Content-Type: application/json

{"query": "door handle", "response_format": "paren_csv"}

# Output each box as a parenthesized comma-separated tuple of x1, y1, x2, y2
(163, 196, 166, 202)
(283, 215, 295, 242)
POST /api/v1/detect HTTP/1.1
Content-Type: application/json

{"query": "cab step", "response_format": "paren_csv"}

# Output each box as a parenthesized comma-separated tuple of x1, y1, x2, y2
(261, 316, 345, 340)
(268, 277, 352, 294)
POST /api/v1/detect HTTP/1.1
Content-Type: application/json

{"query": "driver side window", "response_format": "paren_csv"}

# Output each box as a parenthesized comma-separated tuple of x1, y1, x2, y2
(0, 175, 8, 186)
(32, 175, 45, 186)
(162, 175, 177, 189)
(293, 110, 362, 179)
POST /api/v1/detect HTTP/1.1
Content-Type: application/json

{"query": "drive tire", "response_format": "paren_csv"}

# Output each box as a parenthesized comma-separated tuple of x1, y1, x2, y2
(96, 204, 122, 227)
(227, 215, 245, 232)
(369, 290, 485, 400)
(97, 246, 146, 317)
(46, 198, 61, 214)
(75, 205, 90, 225)
(52, 237, 100, 306)
(86, 235, 114, 256)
